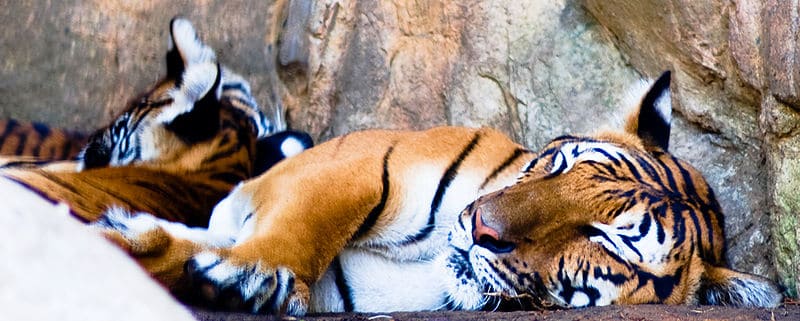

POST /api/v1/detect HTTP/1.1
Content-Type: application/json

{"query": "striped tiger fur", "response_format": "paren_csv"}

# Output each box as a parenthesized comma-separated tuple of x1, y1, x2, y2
(0, 119, 87, 160)
(2, 17, 310, 237)
(0, 119, 88, 169)
(97, 72, 781, 315)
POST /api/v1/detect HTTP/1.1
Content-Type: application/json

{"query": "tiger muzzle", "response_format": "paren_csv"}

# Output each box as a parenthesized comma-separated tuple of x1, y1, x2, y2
(471, 205, 516, 254)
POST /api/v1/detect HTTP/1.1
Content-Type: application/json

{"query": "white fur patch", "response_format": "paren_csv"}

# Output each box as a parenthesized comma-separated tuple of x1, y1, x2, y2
(570, 291, 590, 307)
(157, 63, 219, 123)
(207, 184, 257, 244)
(550, 142, 630, 175)
(280, 137, 307, 158)
(589, 206, 672, 273)
(651, 85, 672, 126)
(328, 249, 449, 312)
(611, 74, 673, 129)
(170, 18, 216, 66)
(204, 259, 241, 283)
(99, 207, 234, 248)
(192, 251, 221, 268)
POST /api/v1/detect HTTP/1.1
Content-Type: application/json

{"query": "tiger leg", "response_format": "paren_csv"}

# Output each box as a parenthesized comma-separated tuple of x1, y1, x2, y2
(183, 155, 385, 315)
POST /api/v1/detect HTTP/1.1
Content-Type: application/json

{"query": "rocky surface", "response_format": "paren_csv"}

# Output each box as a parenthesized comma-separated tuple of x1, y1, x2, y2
(192, 304, 800, 321)
(0, 0, 797, 299)
(0, 178, 194, 321)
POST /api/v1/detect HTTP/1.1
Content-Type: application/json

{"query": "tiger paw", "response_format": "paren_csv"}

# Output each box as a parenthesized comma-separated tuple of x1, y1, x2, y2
(185, 251, 309, 315)
(93, 208, 171, 256)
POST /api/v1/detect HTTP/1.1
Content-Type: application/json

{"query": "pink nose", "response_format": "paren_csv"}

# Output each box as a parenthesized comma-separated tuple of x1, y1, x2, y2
(472, 207, 516, 253)
(472, 208, 499, 243)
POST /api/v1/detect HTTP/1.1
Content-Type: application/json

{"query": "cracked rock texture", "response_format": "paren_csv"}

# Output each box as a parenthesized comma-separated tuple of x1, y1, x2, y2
(0, 0, 797, 297)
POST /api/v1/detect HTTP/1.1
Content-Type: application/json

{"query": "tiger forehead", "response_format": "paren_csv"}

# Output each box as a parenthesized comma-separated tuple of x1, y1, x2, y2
(541, 138, 636, 175)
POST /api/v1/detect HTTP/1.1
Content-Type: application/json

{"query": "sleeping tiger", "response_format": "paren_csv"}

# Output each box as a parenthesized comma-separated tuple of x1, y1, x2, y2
(2, 17, 309, 234)
(98, 71, 782, 315)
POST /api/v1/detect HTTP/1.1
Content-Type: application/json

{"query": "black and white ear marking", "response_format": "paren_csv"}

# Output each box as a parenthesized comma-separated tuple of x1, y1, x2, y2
(253, 130, 314, 175)
(166, 17, 216, 81)
(637, 71, 672, 151)
(164, 63, 223, 143)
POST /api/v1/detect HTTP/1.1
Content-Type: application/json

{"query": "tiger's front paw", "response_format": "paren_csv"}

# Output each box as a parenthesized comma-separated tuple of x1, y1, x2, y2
(93, 208, 171, 256)
(186, 251, 309, 315)
(93, 208, 199, 290)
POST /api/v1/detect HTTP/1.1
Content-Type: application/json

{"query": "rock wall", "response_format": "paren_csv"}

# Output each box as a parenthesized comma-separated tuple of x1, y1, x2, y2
(0, 1, 285, 129)
(0, 0, 796, 297)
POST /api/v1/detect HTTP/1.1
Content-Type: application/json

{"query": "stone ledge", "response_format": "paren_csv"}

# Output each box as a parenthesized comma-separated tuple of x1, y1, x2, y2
(193, 304, 800, 321)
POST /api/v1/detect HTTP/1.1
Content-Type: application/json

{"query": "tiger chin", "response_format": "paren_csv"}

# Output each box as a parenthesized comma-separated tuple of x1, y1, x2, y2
(100, 71, 782, 315)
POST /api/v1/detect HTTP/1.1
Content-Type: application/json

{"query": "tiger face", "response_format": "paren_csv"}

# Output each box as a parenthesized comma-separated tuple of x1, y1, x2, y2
(80, 18, 272, 170)
(445, 71, 783, 309)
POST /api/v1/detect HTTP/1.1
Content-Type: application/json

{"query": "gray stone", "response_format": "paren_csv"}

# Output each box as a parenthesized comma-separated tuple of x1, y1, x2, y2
(0, 0, 281, 130)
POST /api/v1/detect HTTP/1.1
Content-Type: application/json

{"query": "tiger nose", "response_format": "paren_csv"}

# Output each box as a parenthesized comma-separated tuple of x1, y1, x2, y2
(472, 207, 516, 253)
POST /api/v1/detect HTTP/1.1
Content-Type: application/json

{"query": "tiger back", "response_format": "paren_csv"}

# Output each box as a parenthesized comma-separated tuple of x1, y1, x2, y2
(0, 119, 87, 161)
(0, 119, 87, 171)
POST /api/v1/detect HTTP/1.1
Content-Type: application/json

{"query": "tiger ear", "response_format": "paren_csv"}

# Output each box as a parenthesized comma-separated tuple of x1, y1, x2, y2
(166, 17, 216, 82)
(624, 71, 672, 151)
(164, 63, 222, 143)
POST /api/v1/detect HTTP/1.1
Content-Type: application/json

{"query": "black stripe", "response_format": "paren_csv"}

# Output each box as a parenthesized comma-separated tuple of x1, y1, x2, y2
(61, 139, 74, 160)
(31, 122, 51, 157)
(351, 145, 394, 241)
(593, 148, 621, 167)
(39, 171, 83, 196)
(670, 157, 716, 253)
(403, 132, 482, 244)
(332, 257, 354, 312)
(480, 148, 529, 190)
(634, 155, 662, 186)
(121, 107, 154, 155)
(652, 152, 679, 194)
(670, 202, 688, 248)
(619, 154, 642, 181)
(549, 135, 580, 144)
(209, 171, 247, 185)
(203, 144, 239, 164)
(14, 129, 27, 156)
(222, 82, 246, 93)
(523, 157, 539, 173)
(1, 119, 19, 142)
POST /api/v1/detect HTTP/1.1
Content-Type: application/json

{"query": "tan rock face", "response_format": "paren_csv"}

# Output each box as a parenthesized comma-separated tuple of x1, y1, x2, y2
(1, 0, 796, 299)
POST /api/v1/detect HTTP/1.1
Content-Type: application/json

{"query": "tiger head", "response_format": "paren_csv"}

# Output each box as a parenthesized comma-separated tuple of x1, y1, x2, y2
(445, 71, 783, 310)
(79, 18, 274, 171)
